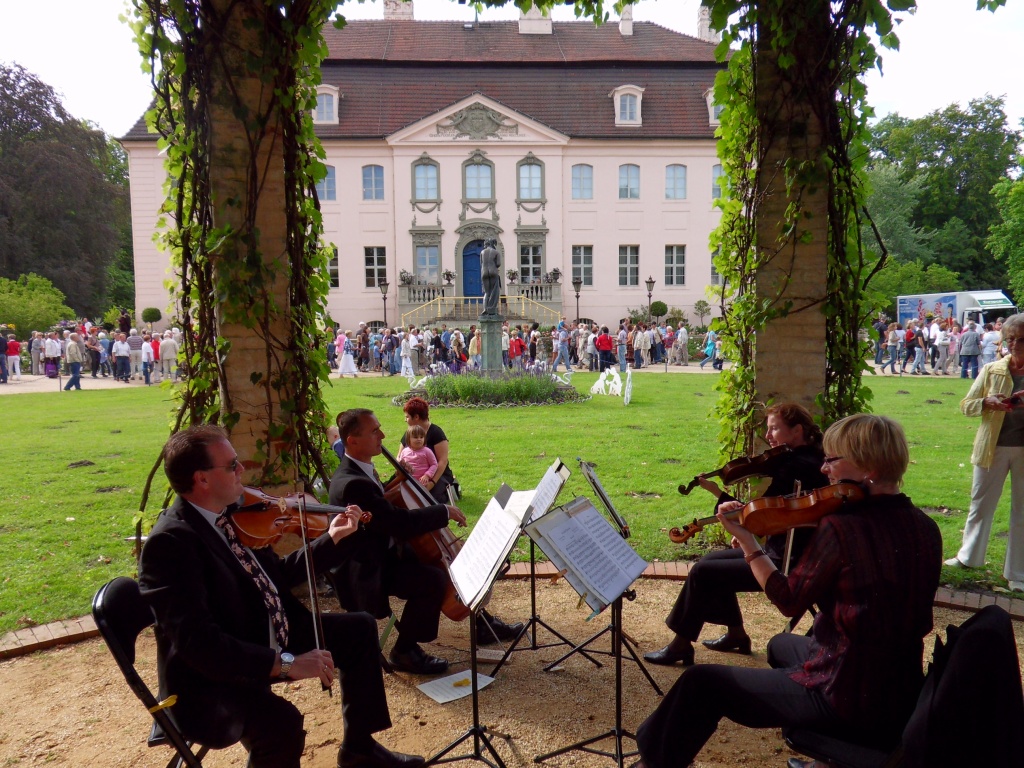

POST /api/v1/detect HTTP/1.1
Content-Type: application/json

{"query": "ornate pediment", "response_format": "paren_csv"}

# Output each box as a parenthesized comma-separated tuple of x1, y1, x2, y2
(436, 103, 519, 141)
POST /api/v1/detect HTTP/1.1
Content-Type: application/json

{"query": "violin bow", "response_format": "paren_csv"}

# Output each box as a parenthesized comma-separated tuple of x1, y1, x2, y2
(294, 467, 332, 696)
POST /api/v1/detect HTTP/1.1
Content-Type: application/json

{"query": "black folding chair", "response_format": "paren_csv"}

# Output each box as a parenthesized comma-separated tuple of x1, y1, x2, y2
(92, 577, 219, 768)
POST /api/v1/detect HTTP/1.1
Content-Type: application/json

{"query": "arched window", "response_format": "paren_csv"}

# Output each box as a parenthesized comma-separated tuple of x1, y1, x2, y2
(413, 160, 438, 201)
(518, 159, 543, 200)
(572, 164, 593, 200)
(313, 85, 339, 124)
(316, 165, 336, 201)
(362, 165, 384, 201)
(464, 155, 494, 201)
(619, 164, 640, 200)
(619, 94, 637, 122)
(665, 165, 687, 200)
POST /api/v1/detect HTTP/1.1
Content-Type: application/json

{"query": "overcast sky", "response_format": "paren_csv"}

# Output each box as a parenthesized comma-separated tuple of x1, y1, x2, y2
(1, 0, 1021, 138)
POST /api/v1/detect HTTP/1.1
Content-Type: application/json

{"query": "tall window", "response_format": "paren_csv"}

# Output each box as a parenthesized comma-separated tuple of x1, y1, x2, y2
(572, 245, 593, 286)
(316, 165, 336, 201)
(665, 245, 685, 286)
(315, 93, 334, 123)
(415, 246, 439, 284)
(364, 247, 386, 288)
(619, 94, 637, 122)
(465, 163, 493, 200)
(665, 165, 687, 200)
(520, 245, 543, 283)
(619, 164, 640, 199)
(327, 248, 339, 288)
(711, 260, 723, 286)
(712, 164, 724, 199)
(572, 164, 593, 200)
(618, 245, 639, 286)
(518, 161, 542, 200)
(414, 162, 438, 201)
(362, 165, 384, 201)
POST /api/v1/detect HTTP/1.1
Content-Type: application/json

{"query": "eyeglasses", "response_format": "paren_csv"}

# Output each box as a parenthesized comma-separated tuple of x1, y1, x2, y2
(206, 458, 240, 473)
(822, 456, 845, 465)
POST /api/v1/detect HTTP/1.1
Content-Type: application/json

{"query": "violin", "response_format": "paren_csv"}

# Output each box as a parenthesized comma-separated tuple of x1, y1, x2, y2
(667, 482, 865, 545)
(678, 445, 792, 496)
(228, 486, 371, 550)
(379, 446, 472, 623)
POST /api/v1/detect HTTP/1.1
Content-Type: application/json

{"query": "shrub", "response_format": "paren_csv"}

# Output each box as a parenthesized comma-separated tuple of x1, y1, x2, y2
(418, 368, 586, 406)
(141, 307, 162, 324)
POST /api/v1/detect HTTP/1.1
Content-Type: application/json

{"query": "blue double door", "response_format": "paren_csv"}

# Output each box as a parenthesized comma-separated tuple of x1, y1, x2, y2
(462, 240, 484, 306)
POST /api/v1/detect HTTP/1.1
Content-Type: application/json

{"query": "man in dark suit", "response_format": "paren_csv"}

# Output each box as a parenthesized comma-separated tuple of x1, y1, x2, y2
(139, 425, 422, 768)
(328, 408, 522, 675)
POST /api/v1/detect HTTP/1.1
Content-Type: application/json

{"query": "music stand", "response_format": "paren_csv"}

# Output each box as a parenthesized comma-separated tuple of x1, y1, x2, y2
(535, 593, 637, 768)
(428, 609, 508, 768)
(539, 461, 661, 696)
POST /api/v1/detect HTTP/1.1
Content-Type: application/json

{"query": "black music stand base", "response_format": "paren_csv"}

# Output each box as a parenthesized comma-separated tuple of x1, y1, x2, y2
(428, 613, 508, 768)
(489, 540, 600, 677)
(535, 598, 639, 768)
(541, 591, 662, 697)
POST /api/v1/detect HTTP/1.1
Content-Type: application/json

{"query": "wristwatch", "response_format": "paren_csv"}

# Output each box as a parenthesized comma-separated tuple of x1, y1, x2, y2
(278, 652, 294, 679)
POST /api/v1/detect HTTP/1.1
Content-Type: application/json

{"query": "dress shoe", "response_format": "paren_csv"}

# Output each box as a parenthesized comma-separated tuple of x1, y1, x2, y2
(476, 612, 525, 643)
(388, 645, 448, 675)
(338, 742, 426, 768)
(702, 632, 752, 655)
(944, 557, 965, 568)
(643, 643, 694, 666)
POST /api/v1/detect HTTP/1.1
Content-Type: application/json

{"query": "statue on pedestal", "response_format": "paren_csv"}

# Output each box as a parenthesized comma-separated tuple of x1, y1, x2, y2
(480, 238, 502, 317)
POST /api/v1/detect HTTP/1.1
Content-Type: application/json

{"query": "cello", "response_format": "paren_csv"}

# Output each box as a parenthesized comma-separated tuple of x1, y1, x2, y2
(379, 445, 472, 622)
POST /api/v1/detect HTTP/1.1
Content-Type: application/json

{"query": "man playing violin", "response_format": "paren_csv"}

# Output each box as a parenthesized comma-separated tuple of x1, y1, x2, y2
(327, 408, 470, 675)
(646, 402, 828, 666)
(138, 425, 421, 768)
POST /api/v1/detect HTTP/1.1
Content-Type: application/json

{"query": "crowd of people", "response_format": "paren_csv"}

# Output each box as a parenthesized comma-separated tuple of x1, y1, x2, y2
(871, 313, 1008, 379)
(0, 318, 182, 388)
(325, 318, 715, 378)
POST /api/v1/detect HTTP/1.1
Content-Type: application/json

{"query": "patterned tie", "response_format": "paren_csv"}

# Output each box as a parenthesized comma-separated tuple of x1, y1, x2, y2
(216, 515, 289, 647)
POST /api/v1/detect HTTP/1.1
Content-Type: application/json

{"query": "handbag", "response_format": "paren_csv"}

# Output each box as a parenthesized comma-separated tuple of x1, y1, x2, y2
(45, 359, 58, 378)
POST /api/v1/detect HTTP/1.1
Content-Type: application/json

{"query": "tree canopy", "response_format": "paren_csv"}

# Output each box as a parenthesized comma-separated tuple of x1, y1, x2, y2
(0, 273, 75, 336)
(0, 63, 130, 319)
(869, 95, 1022, 288)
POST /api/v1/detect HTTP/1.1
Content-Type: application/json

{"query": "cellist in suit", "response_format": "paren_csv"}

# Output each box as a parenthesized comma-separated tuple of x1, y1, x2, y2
(139, 425, 423, 768)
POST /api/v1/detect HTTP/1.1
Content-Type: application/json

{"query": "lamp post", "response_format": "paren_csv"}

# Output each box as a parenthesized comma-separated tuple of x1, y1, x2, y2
(572, 276, 582, 324)
(645, 275, 655, 325)
(379, 278, 389, 328)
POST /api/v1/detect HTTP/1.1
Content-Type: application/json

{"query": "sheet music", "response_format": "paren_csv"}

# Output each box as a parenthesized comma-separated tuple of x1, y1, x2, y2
(525, 461, 571, 524)
(416, 671, 495, 704)
(449, 494, 520, 609)
(572, 504, 645, 575)
(544, 519, 624, 605)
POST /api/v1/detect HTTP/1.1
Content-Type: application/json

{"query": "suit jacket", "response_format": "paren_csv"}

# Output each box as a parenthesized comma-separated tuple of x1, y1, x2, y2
(328, 455, 450, 618)
(138, 497, 348, 748)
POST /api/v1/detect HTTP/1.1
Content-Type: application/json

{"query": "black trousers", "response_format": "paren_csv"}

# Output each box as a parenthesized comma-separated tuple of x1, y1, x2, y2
(636, 633, 839, 767)
(385, 553, 447, 647)
(242, 611, 392, 768)
(665, 547, 770, 639)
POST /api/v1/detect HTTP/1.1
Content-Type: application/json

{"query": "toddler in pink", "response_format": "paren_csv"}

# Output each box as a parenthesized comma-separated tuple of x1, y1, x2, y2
(397, 424, 437, 486)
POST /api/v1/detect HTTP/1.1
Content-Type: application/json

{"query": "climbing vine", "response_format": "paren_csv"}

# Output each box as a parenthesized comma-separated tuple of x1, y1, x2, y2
(705, 0, 910, 458)
(128, 0, 339, 510)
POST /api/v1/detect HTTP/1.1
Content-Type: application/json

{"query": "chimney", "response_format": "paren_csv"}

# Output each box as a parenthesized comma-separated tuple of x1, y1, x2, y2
(619, 7, 633, 37)
(383, 0, 414, 21)
(697, 6, 721, 43)
(519, 6, 552, 35)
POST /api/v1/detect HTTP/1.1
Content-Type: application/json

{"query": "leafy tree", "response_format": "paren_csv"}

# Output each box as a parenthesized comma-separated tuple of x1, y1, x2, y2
(989, 177, 1024, 306)
(862, 164, 933, 264)
(0, 63, 128, 318)
(870, 95, 1022, 287)
(0, 274, 74, 336)
(866, 260, 962, 319)
(693, 299, 711, 328)
(650, 300, 668, 322)
(665, 307, 689, 329)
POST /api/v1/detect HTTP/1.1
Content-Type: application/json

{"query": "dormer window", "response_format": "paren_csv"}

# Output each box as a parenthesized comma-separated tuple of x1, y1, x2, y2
(610, 85, 645, 127)
(705, 88, 723, 126)
(314, 85, 339, 124)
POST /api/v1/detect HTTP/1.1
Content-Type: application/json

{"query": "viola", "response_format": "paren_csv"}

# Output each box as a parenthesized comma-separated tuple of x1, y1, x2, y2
(668, 481, 865, 545)
(379, 446, 472, 622)
(228, 486, 371, 550)
(678, 445, 793, 496)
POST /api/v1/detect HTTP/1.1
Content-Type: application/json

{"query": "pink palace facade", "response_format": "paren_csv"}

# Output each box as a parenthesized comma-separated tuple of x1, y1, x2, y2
(122, 5, 725, 331)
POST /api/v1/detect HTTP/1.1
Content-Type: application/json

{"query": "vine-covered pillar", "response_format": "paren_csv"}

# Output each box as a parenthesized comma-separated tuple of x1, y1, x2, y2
(752, 0, 830, 412)
(204, 0, 295, 475)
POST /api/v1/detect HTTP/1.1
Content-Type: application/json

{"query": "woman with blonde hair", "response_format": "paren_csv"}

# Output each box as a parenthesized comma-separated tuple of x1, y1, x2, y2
(637, 414, 942, 767)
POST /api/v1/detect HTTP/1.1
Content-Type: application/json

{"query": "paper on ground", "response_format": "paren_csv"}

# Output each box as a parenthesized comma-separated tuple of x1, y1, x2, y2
(416, 670, 495, 704)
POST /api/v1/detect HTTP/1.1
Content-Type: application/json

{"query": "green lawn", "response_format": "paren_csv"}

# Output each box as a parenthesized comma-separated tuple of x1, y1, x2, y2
(0, 370, 1012, 633)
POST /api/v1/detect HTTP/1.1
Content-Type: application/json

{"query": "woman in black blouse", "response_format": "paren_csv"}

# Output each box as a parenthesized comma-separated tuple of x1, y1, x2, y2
(402, 397, 455, 505)
(636, 413, 942, 767)
(645, 403, 827, 667)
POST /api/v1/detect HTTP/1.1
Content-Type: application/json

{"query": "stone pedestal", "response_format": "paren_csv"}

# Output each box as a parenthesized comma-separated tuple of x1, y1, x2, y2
(480, 315, 504, 375)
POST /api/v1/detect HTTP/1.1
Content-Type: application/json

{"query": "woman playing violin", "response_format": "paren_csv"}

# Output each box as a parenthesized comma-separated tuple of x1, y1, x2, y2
(635, 414, 942, 768)
(646, 403, 827, 666)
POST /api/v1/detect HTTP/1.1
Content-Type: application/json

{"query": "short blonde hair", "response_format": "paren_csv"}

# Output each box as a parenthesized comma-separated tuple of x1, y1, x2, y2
(823, 414, 909, 485)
